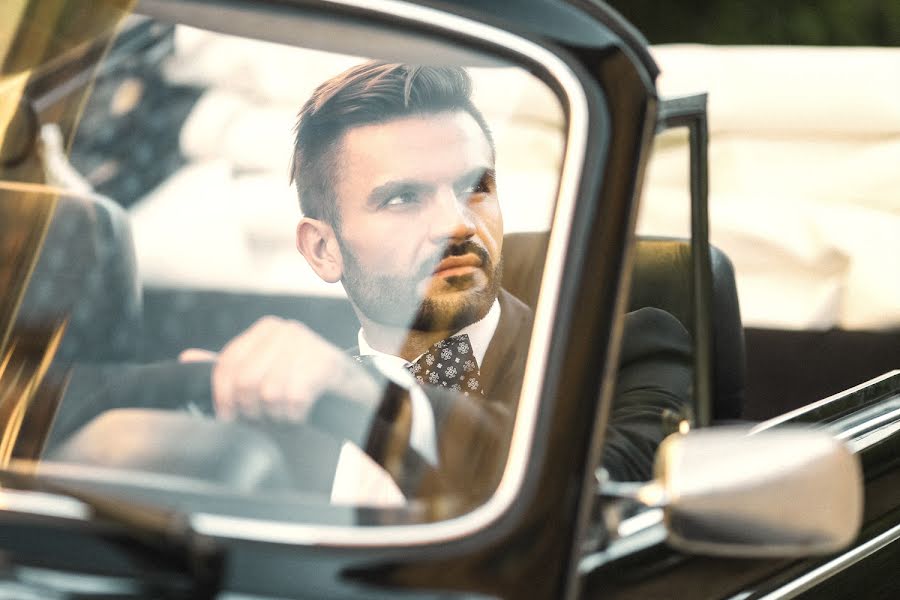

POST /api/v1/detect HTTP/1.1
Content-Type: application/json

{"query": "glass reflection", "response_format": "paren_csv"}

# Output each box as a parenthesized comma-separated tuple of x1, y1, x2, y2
(1, 8, 567, 524)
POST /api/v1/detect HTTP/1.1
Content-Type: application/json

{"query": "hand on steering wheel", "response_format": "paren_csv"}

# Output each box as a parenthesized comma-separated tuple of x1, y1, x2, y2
(179, 316, 381, 423)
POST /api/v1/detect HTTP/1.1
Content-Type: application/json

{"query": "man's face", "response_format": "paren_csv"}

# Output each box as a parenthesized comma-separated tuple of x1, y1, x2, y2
(331, 110, 503, 332)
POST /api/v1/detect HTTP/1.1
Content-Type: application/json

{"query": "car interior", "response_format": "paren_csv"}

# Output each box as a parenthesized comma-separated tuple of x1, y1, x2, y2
(2, 13, 748, 468)
(8, 184, 748, 460)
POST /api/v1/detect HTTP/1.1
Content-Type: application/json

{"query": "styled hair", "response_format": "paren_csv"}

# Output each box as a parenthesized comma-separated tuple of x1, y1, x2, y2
(289, 61, 495, 226)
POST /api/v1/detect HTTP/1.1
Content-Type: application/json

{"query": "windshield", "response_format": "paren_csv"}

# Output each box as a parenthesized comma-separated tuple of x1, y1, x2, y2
(0, 0, 568, 526)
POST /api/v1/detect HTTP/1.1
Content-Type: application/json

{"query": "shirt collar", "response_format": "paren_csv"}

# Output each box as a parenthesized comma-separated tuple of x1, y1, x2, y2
(357, 299, 501, 367)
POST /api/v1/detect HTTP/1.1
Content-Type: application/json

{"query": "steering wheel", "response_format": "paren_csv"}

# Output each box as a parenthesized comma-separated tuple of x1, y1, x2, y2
(45, 407, 347, 496)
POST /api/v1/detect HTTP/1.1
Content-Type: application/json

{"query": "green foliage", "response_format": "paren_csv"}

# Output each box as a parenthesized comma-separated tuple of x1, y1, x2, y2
(607, 0, 900, 46)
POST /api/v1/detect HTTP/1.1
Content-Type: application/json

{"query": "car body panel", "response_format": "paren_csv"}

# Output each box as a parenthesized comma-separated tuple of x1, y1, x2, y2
(0, 1, 897, 599)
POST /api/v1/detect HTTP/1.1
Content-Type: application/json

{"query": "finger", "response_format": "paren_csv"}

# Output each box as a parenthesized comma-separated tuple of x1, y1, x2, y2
(256, 349, 300, 422)
(214, 317, 287, 419)
(230, 321, 301, 420)
(257, 320, 332, 422)
(178, 348, 218, 363)
(282, 358, 317, 422)
(212, 362, 236, 420)
(282, 334, 347, 422)
(218, 316, 287, 368)
(212, 357, 238, 420)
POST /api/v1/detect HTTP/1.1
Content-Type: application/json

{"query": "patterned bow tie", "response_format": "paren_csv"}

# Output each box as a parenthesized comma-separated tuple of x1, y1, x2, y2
(408, 333, 484, 397)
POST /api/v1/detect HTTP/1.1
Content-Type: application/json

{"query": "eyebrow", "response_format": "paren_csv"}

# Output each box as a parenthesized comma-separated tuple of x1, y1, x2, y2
(456, 167, 496, 191)
(365, 167, 496, 207)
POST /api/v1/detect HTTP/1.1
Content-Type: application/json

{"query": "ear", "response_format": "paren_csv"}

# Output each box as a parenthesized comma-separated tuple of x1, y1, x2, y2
(296, 217, 343, 283)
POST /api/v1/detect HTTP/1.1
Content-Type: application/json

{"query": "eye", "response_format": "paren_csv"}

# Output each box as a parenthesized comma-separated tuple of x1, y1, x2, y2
(457, 183, 489, 202)
(382, 192, 420, 208)
(457, 172, 495, 199)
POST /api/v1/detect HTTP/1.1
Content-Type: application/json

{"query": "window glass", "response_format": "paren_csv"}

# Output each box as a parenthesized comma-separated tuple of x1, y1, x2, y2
(0, 2, 566, 525)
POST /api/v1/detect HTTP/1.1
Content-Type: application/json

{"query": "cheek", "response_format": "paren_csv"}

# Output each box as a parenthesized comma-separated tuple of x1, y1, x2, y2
(341, 220, 423, 273)
(475, 202, 504, 258)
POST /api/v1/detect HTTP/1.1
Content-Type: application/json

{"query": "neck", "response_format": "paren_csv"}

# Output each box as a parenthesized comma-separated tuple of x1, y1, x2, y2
(358, 314, 452, 362)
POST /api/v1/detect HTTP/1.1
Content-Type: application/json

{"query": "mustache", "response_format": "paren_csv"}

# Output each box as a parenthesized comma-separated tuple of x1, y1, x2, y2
(416, 240, 492, 280)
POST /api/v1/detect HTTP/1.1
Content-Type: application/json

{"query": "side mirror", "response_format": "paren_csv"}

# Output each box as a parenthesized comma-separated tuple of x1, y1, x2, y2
(650, 427, 863, 557)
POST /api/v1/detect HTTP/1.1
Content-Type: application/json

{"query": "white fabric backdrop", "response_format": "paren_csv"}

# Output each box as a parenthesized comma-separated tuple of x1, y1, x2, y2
(129, 31, 900, 331)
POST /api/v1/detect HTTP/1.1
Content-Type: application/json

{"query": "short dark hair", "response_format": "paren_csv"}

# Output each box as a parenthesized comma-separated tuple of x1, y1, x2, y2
(289, 61, 495, 226)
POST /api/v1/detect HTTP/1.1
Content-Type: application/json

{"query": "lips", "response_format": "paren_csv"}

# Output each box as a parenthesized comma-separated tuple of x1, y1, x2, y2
(433, 253, 482, 276)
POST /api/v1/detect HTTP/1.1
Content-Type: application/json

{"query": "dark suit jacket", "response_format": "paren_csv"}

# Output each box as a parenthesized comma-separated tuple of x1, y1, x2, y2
(330, 289, 690, 507)
(476, 290, 693, 483)
(603, 306, 692, 481)
(480, 288, 534, 405)
(369, 288, 534, 508)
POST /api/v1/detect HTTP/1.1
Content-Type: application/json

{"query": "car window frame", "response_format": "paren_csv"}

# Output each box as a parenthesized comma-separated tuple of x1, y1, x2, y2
(87, 0, 596, 548)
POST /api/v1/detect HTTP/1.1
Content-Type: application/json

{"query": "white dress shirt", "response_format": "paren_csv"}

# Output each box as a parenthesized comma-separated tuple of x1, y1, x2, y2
(329, 300, 501, 507)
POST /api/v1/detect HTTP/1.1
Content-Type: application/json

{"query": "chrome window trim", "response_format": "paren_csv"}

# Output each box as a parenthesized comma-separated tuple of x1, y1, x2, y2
(131, 0, 591, 546)
(752, 370, 900, 433)
(0, 489, 89, 520)
(15, 567, 141, 596)
(838, 402, 900, 443)
(752, 521, 900, 600)
(578, 509, 666, 575)
(847, 416, 900, 453)
(753, 370, 900, 455)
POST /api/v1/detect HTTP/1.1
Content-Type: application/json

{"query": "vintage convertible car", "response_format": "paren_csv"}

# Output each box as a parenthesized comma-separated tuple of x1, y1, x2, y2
(0, 0, 897, 598)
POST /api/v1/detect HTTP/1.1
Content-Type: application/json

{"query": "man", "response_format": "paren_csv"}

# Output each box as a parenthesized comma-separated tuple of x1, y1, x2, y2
(179, 62, 691, 493)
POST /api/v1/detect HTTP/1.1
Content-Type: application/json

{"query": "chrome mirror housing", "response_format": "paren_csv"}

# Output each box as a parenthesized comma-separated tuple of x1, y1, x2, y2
(650, 427, 863, 557)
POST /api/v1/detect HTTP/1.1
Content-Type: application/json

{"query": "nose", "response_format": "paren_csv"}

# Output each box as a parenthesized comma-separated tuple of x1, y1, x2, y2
(427, 186, 476, 242)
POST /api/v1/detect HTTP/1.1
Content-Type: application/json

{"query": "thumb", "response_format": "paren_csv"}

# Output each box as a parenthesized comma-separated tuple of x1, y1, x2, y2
(178, 348, 219, 363)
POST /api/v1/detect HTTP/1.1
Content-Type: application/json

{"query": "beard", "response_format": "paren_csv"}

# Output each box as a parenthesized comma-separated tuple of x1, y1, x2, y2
(339, 238, 502, 332)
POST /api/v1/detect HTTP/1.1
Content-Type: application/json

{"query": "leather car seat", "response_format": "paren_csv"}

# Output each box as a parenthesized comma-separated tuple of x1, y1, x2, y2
(628, 238, 745, 420)
(7, 184, 142, 363)
(502, 231, 746, 420)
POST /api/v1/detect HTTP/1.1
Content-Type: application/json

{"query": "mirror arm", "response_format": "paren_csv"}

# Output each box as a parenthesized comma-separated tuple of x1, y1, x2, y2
(656, 94, 713, 427)
(595, 467, 668, 508)
(584, 468, 669, 553)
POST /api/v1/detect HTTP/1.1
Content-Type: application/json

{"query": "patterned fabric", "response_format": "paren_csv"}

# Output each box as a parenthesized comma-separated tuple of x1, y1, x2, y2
(407, 334, 484, 397)
(355, 333, 484, 397)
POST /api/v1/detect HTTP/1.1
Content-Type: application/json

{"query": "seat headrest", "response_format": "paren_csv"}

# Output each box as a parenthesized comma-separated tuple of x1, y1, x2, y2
(15, 190, 142, 362)
(500, 231, 549, 311)
(629, 238, 746, 420)
(501, 231, 745, 420)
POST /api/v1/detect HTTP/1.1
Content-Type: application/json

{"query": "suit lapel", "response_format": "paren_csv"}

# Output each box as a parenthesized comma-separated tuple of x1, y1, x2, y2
(348, 288, 534, 405)
(479, 289, 534, 405)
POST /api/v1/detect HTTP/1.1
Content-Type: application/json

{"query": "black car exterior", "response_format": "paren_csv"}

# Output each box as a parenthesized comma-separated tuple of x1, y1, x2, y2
(0, 1, 897, 599)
